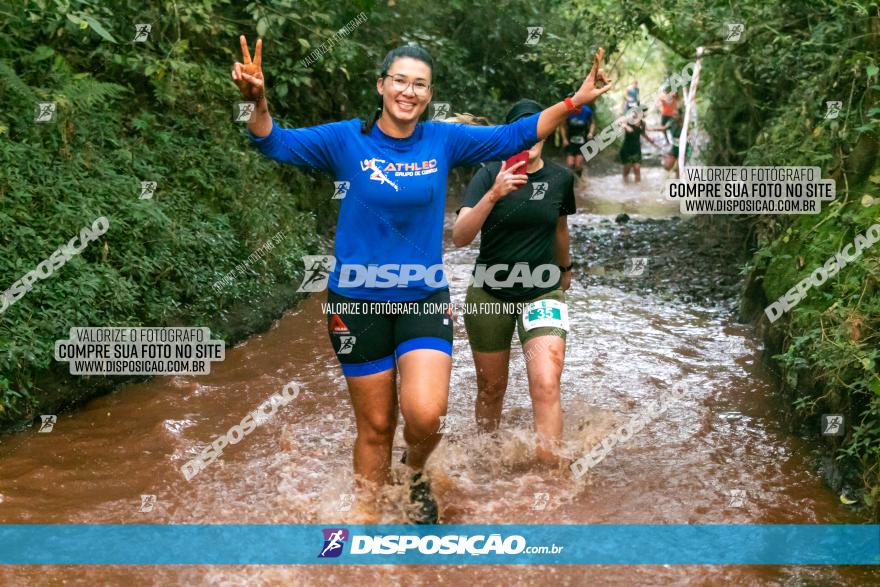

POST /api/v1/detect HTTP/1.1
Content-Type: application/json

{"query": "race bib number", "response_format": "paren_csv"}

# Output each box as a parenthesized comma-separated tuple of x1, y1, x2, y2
(521, 299, 569, 332)
(570, 135, 585, 145)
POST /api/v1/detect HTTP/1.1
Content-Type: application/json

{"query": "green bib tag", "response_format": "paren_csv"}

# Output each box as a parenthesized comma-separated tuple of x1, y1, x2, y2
(521, 299, 569, 332)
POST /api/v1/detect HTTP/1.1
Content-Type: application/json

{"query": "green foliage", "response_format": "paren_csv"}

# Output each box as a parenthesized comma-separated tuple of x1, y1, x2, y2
(696, 2, 880, 515)
(555, 0, 879, 516)
(0, 1, 340, 425)
(756, 184, 880, 514)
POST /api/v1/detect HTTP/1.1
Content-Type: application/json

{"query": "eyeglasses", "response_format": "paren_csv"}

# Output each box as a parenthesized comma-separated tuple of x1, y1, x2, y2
(383, 74, 431, 96)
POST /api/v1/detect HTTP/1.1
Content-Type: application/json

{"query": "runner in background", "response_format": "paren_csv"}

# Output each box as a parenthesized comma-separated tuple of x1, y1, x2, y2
(619, 101, 659, 183)
(453, 99, 576, 465)
(652, 110, 691, 178)
(623, 80, 639, 109)
(559, 105, 595, 181)
(657, 84, 678, 144)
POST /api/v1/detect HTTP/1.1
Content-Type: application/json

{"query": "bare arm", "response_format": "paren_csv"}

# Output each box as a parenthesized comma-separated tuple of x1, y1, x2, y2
(247, 97, 272, 137)
(231, 36, 272, 137)
(453, 161, 527, 247)
(641, 126, 660, 148)
(555, 216, 572, 290)
(453, 200, 493, 248)
(555, 216, 571, 267)
(535, 48, 613, 140)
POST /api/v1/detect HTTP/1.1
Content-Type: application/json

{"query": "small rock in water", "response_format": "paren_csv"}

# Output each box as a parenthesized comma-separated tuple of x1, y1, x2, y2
(614, 213, 630, 224)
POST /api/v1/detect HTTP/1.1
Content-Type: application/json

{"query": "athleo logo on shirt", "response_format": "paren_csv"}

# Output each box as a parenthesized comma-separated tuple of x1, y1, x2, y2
(379, 159, 438, 174)
(360, 157, 439, 190)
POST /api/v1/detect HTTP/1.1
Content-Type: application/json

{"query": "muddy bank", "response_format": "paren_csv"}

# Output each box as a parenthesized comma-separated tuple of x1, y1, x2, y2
(569, 191, 873, 519)
(2, 280, 313, 435)
(741, 215, 880, 519)
(571, 215, 749, 312)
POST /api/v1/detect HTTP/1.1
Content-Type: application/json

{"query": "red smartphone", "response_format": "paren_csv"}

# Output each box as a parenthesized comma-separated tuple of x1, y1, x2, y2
(504, 150, 529, 172)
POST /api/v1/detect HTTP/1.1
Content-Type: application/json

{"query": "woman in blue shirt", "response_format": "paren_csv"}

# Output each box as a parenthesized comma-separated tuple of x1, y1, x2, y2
(232, 36, 612, 523)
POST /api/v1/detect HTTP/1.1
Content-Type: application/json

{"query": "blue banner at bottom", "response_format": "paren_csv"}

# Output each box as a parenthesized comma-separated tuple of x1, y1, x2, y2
(0, 524, 877, 565)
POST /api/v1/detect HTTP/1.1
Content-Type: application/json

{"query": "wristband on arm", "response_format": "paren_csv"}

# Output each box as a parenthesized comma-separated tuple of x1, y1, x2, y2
(563, 97, 582, 114)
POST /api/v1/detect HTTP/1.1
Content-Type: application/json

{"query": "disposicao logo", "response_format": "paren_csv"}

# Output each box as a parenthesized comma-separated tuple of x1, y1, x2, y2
(318, 528, 349, 558)
(316, 529, 563, 558)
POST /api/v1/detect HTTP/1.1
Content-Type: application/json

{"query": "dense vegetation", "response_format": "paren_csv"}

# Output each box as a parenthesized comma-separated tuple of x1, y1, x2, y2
(1, 0, 878, 516)
(619, 0, 879, 515)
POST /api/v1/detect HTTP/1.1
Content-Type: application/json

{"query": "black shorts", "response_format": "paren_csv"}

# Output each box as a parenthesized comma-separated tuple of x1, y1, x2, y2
(619, 146, 642, 164)
(326, 289, 453, 377)
(565, 137, 588, 156)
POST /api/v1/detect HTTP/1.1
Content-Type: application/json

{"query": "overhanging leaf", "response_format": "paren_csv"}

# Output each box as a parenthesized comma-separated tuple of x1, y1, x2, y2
(83, 15, 118, 44)
(257, 18, 269, 38)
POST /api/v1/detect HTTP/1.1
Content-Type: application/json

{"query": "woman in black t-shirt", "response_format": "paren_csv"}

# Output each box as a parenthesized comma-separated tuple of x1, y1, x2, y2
(619, 101, 659, 183)
(453, 99, 578, 464)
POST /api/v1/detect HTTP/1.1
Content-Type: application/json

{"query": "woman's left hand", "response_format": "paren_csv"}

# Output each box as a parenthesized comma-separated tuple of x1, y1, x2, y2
(573, 48, 614, 106)
(561, 271, 571, 291)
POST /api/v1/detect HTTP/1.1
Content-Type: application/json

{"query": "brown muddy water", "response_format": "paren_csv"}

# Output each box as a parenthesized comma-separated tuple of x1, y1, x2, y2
(1, 161, 877, 586)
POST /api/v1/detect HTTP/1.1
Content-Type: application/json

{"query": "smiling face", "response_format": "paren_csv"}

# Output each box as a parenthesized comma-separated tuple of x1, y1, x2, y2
(376, 57, 432, 125)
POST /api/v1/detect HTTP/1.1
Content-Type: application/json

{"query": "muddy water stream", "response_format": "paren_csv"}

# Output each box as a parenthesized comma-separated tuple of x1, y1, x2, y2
(1, 161, 876, 586)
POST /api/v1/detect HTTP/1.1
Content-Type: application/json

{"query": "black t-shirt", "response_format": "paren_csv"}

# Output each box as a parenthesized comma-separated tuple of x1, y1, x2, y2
(459, 159, 576, 301)
(622, 120, 645, 149)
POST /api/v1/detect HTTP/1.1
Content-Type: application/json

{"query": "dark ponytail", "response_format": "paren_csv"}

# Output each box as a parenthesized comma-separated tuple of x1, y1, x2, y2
(361, 44, 434, 134)
(361, 93, 383, 134)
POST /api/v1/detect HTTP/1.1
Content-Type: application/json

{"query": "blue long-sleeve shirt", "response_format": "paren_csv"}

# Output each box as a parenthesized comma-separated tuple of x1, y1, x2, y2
(249, 113, 540, 301)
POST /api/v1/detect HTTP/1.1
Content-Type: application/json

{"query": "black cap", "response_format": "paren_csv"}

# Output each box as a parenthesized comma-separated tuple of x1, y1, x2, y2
(505, 99, 544, 124)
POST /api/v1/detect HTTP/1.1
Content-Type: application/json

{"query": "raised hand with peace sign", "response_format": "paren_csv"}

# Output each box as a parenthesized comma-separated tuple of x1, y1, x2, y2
(231, 35, 265, 102)
(572, 47, 613, 106)
(535, 47, 614, 139)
